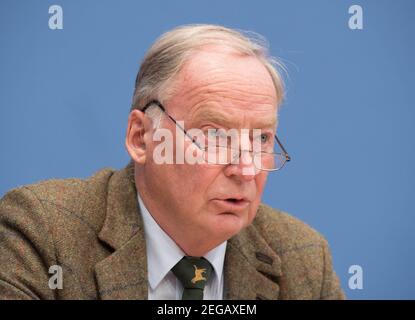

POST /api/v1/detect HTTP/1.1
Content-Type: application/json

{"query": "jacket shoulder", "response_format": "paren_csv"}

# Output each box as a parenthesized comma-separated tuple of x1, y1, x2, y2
(0, 168, 117, 299)
(253, 203, 327, 252)
(0, 167, 116, 234)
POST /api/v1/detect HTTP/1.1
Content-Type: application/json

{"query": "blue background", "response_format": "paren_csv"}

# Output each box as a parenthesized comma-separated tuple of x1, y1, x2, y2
(1, 0, 414, 299)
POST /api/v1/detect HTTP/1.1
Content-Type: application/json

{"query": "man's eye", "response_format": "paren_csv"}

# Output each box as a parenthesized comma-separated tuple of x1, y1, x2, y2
(207, 129, 219, 137)
(207, 128, 227, 139)
(259, 133, 270, 143)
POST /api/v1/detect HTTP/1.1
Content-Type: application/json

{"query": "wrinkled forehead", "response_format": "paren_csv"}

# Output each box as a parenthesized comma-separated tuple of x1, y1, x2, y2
(188, 104, 278, 132)
(166, 47, 278, 129)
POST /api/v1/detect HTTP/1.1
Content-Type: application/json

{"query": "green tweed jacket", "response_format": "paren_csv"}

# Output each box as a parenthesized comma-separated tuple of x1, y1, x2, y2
(0, 163, 345, 300)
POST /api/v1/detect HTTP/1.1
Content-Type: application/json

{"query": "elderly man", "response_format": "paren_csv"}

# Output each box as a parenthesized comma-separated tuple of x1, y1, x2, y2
(0, 24, 344, 300)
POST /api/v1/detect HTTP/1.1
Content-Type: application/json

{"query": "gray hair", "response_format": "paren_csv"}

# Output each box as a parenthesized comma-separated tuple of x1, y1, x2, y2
(131, 24, 285, 114)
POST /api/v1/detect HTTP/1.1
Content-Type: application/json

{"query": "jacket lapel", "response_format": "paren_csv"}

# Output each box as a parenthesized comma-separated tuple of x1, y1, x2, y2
(94, 163, 149, 299)
(224, 219, 282, 300)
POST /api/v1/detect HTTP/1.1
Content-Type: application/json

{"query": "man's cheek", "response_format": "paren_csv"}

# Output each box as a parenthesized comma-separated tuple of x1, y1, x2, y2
(181, 165, 208, 186)
(256, 174, 268, 195)
(246, 204, 259, 226)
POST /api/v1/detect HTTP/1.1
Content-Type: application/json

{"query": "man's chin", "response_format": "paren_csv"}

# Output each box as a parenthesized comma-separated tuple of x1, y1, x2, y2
(211, 212, 247, 238)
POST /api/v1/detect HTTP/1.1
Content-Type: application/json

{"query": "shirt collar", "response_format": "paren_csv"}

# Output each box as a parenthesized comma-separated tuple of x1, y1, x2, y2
(137, 191, 227, 290)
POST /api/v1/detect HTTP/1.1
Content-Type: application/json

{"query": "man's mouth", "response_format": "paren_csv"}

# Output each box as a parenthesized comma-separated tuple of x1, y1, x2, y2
(212, 198, 250, 211)
(225, 198, 244, 204)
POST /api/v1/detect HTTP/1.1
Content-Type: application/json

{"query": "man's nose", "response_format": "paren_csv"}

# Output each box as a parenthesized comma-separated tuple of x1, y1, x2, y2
(224, 149, 259, 181)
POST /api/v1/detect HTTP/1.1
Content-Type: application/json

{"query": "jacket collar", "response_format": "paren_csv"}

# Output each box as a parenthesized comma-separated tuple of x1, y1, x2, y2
(95, 163, 282, 300)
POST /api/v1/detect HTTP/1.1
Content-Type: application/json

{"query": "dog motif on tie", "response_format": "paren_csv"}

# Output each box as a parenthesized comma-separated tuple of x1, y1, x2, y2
(191, 265, 207, 284)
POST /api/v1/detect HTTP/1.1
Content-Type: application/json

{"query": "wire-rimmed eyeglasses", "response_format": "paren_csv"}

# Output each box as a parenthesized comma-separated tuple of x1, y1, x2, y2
(142, 100, 291, 171)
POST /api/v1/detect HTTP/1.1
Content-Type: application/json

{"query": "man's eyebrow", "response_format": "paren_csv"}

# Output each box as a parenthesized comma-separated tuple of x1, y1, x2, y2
(189, 108, 277, 129)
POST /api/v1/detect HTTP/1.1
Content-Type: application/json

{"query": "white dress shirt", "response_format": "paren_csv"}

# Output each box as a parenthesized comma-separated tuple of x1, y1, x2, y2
(137, 192, 227, 300)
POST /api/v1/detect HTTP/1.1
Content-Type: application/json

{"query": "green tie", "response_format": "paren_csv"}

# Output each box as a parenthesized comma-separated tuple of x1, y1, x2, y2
(171, 256, 213, 300)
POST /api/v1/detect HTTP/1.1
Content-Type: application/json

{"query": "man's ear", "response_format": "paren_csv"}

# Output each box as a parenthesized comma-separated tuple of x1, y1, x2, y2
(125, 109, 152, 165)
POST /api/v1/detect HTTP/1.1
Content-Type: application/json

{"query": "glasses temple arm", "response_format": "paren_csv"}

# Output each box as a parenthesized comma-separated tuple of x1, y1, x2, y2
(275, 135, 291, 162)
